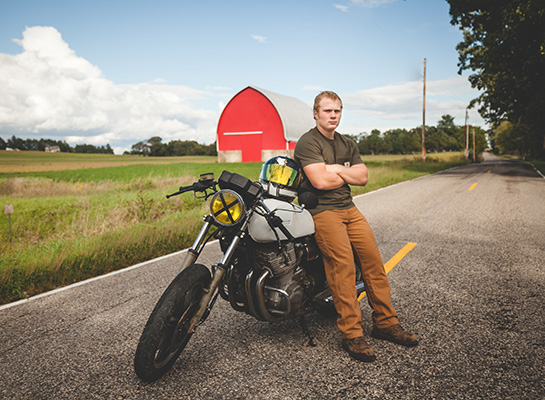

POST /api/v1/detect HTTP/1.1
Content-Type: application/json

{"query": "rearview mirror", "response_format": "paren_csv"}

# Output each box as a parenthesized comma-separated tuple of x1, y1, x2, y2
(298, 192, 318, 210)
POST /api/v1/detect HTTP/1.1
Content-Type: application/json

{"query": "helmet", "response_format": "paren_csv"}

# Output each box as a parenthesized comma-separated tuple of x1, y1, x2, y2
(259, 156, 301, 201)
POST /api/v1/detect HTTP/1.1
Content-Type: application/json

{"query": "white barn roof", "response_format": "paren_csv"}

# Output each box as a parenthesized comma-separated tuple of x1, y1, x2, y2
(249, 86, 314, 142)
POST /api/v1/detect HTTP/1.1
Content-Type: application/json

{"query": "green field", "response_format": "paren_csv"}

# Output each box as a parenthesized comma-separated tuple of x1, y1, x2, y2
(0, 150, 468, 305)
(0, 150, 218, 173)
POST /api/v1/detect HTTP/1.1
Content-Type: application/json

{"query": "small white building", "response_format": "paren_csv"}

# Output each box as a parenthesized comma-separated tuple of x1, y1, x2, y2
(45, 146, 61, 153)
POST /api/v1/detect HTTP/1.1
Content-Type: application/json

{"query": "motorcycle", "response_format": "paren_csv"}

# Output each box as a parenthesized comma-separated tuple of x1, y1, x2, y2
(134, 158, 365, 382)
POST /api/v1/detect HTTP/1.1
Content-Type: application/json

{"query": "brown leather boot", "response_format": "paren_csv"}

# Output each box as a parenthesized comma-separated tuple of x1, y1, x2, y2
(341, 336, 376, 362)
(371, 324, 418, 347)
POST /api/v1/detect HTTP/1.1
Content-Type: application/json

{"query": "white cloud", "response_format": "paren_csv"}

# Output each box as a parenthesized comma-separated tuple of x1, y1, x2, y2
(334, 4, 349, 12)
(251, 34, 267, 43)
(0, 26, 219, 154)
(340, 76, 486, 134)
(350, 0, 398, 7)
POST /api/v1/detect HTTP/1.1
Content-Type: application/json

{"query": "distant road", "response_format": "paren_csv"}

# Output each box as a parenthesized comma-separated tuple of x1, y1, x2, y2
(1, 154, 544, 399)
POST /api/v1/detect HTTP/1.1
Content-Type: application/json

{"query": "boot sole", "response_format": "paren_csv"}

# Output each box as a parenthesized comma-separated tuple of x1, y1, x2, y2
(341, 343, 376, 362)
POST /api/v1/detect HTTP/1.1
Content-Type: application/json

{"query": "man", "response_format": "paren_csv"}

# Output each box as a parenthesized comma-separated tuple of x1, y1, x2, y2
(294, 91, 418, 362)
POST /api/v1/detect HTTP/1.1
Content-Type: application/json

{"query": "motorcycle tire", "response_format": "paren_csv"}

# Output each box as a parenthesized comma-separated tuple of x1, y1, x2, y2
(134, 263, 211, 382)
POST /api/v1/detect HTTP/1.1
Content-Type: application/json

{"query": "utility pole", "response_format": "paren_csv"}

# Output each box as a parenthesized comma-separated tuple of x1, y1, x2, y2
(465, 108, 469, 160)
(472, 127, 476, 163)
(422, 58, 426, 162)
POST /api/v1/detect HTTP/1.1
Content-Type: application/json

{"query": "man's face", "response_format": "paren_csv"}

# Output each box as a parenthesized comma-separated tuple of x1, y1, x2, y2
(314, 98, 342, 134)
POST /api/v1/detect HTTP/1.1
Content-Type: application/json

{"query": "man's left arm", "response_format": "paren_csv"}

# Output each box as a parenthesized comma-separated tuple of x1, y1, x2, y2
(325, 163, 368, 186)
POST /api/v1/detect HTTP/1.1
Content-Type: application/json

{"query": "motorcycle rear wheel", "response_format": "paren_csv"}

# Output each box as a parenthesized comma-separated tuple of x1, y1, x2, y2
(315, 263, 365, 318)
(134, 263, 211, 382)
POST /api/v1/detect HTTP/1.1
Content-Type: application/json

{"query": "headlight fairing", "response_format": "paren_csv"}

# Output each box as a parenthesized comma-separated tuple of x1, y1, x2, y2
(210, 189, 245, 226)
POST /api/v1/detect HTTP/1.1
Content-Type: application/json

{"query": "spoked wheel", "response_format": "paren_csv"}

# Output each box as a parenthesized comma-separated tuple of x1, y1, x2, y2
(134, 264, 211, 382)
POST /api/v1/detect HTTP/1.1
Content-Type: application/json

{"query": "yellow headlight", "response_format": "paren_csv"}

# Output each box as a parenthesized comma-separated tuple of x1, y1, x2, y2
(210, 190, 245, 226)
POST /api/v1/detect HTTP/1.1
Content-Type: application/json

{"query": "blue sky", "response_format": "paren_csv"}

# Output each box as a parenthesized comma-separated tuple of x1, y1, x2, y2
(0, 0, 485, 154)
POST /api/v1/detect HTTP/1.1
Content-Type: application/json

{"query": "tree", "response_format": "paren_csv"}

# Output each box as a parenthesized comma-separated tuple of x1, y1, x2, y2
(7, 135, 25, 150)
(492, 121, 525, 155)
(400, 129, 421, 154)
(436, 115, 461, 151)
(167, 140, 202, 156)
(383, 129, 416, 154)
(448, 0, 545, 159)
(424, 126, 444, 153)
(131, 141, 150, 156)
(366, 129, 384, 155)
(148, 137, 168, 157)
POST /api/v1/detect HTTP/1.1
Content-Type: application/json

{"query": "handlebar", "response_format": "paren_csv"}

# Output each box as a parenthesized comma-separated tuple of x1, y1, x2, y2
(166, 173, 216, 199)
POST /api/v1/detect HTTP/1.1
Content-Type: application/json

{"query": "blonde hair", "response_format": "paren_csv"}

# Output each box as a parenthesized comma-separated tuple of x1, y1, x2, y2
(313, 91, 343, 113)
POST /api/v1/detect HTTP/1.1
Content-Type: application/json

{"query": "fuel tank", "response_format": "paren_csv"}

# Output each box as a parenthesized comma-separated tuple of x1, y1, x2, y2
(248, 198, 315, 243)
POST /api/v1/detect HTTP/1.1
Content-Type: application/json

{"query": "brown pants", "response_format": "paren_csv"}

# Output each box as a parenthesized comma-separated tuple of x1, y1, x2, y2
(313, 207, 399, 339)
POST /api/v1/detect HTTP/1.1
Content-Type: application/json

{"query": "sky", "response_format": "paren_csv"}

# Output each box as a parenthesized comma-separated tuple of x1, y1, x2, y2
(0, 0, 486, 155)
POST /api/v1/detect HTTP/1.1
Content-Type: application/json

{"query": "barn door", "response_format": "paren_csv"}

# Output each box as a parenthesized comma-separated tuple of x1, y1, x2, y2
(242, 133, 263, 162)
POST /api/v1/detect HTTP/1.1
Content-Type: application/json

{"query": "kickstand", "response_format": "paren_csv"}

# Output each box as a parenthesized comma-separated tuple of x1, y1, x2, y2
(299, 316, 316, 347)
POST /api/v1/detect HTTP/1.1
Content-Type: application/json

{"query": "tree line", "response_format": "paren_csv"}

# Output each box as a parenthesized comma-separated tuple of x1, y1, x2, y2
(127, 136, 217, 157)
(347, 115, 487, 157)
(2, 115, 485, 158)
(129, 115, 486, 159)
(0, 136, 114, 154)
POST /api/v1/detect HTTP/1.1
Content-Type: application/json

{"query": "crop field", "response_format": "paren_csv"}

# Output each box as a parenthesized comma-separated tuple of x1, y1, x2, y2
(0, 150, 467, 304)
(0, 151, 217, 173)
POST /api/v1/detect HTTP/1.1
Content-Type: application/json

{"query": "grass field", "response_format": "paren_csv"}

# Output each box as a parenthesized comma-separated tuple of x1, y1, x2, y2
(0, 151, 217, 173)
(0, 150, 468, 304)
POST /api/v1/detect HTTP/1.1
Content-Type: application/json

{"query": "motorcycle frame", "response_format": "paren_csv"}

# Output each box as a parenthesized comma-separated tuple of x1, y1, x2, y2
(176, 193, 366, 333)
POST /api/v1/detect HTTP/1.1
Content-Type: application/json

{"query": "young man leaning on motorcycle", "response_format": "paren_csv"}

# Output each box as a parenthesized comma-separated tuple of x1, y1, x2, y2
(134, 91, 418, 382)
(294, 91, 418, 362)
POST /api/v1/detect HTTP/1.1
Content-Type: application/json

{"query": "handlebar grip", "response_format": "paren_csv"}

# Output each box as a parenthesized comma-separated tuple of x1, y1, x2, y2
(166, 178, 216, 198)
(166, 184, 196, 198)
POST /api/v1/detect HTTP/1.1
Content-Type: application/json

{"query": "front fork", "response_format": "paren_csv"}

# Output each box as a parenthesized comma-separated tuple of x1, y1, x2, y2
(185, 215, 251, 335)
(178, 215, 215, 273)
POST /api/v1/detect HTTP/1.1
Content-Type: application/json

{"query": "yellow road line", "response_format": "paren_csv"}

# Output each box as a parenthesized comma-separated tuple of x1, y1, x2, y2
(358, 242, 417, 301)
(469, 183, 478, 191)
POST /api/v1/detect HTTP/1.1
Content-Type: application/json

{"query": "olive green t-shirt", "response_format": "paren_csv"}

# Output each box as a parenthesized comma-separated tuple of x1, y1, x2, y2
(294, 127, 364, 215)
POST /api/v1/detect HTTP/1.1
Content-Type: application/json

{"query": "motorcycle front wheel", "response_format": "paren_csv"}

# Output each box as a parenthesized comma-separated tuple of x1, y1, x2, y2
(134, 263, 211, 382)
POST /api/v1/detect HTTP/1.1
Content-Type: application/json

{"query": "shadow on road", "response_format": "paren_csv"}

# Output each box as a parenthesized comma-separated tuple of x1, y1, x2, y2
(435, 155, 542, 179)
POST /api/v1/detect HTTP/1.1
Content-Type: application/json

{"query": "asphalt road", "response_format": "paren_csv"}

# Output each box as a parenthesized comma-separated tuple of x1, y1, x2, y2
(1, 154, 544, 399)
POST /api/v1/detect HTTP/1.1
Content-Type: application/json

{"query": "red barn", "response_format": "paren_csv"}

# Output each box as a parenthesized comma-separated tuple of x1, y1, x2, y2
(217, 86, 314, 162)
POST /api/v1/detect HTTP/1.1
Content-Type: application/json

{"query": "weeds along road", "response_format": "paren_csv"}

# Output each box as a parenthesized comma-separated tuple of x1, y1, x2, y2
(1, 154, 544, 400)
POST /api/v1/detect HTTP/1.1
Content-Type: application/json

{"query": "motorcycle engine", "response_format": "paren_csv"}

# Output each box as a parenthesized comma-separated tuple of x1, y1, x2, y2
(255, 242, 304, 313)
